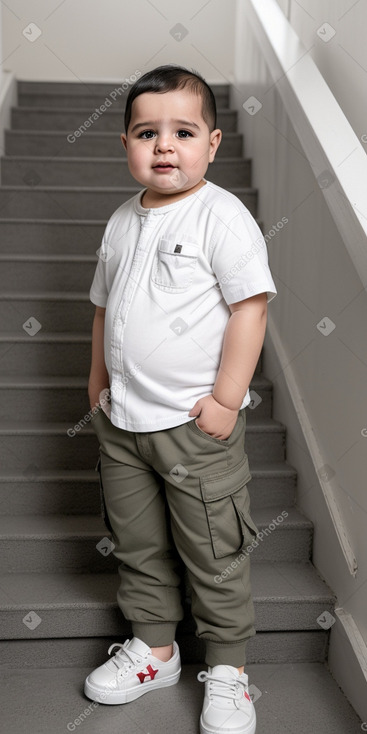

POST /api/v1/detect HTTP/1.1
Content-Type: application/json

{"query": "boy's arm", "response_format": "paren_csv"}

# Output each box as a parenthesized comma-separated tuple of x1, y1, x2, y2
(88, 306, 110, 410)
(213, 292, 267, 410)
(188, 293, 267, 439)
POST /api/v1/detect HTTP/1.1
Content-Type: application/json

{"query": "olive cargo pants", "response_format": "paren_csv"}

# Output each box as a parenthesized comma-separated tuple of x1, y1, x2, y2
(91, 406, 259, 667)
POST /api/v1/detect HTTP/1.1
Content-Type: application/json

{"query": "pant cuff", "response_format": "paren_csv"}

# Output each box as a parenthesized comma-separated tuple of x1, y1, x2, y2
(204, 637, 252, 668)
(132, 622, 177, 648)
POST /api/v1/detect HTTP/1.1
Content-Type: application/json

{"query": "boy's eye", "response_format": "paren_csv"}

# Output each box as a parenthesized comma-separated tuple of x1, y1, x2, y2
(137, 129, 193, 140)
(138, 130, 156, 139)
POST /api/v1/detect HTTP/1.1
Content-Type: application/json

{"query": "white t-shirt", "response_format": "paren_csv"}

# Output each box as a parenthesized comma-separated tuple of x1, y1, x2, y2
(90, 180, 277, 432)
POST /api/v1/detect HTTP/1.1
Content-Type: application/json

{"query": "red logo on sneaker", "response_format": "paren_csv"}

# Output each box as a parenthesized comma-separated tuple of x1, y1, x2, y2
(137, 665, 158, 684)
(244, 691, 251, 702)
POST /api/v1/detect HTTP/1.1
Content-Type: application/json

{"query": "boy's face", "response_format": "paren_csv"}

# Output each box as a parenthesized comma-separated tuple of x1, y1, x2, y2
(121, 88, 222, 201)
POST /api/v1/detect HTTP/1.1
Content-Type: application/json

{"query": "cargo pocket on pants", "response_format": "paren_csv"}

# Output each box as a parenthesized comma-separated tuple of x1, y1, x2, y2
(95, 457, 114, 534)
(200, 456, 259, 559)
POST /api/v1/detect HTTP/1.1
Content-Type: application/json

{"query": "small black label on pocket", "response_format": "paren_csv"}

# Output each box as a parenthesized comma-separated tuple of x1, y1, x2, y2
(174, 244, 182, 253)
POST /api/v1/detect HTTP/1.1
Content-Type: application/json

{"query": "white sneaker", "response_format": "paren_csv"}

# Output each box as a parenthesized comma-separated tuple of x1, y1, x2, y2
(84, 637, 181, 704)
(198, 665, 256, 734)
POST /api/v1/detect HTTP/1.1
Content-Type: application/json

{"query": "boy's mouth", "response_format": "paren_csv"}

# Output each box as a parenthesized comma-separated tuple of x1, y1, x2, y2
(153, 162, 176, 173)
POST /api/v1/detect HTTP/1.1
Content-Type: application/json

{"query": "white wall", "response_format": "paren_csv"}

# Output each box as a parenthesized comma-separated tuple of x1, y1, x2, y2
(1, 0, 236, 83)
(233, 0, 367, 720)
(276, 0, 367, 143)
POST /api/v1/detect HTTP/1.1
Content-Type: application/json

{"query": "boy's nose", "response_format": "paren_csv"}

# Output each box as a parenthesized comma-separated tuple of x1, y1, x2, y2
(155, 135, 174, 153)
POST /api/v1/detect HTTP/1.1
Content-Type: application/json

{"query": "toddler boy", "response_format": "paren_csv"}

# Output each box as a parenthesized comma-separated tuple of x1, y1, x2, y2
(84, 64, 277, 734)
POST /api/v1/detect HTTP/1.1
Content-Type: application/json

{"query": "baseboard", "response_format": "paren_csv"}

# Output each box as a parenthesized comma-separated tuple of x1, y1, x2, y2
(328, 610, 367, 723)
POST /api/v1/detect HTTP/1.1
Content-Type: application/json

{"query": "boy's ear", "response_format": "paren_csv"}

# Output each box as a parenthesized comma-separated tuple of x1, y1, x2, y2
(208, 128, 222, 163)
(121, 133, 128, 151)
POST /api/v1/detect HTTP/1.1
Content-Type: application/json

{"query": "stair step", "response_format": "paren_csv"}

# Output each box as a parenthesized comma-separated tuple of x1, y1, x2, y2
(17, 89, 230, 109)
(1, 156, 251, 188)
(0, 376, 89, 421)
(0, 416, 286, 470)
(247, 461, 297, 507)
(5, 129, 243, 157)
(0, 219, 106, 254)
(17, 89, 229, 110)
(0, 215, 262, 254)
(0, 303, 93, 335)
(0, 374, 272, 421)
(0, 332, 92, 375)
(17, 80, 230, 107)
(0, 563, 334, 639)
(0, 254, 96, 292)
(0, 333, 263, 376)
(0, 461, 296, 514)
(12, 106, 238, 133)
(0, 186, 257, 218)
(0, 508, 312, 571)
(0, 662, 360, 733)
(0, 633, 330, 672)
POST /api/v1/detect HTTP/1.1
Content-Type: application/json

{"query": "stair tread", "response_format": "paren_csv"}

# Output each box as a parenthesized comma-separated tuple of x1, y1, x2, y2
(0, 184, 257, 192)
(3, 154, 248, 163)
(0, 332, 91, 342)
(0, 373, 272, 389)
(18, 80, 230, 90)
(0, 217, 108, 224)
(12, 104, 235, 113)
(0, 663, 360, 734)
(0, 216, 260, 224)
(7, 129, 241, 139)
(0, 507, 311, 538)
(0, 253, 96, 262)
(0, 376, 88, 387)
(0, 461, 297, 483)
(0, 469, 98, 482)
(0, 294, 90, 302)
(0, 563, 333, 608)
(0, 416, 285, 433)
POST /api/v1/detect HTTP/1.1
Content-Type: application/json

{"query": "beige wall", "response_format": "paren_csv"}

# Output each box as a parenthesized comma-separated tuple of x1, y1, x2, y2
(276, 0, 367, 142)
(1, 0, 236, 82)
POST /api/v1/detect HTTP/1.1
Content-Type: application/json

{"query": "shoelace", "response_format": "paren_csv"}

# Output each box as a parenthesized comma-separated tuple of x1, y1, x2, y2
(197, 671, 249, 703)
(108, 639, 147, 673)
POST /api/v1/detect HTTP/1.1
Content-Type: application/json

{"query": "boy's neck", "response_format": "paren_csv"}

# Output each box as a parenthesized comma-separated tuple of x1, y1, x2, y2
(141, 179, 207, 209)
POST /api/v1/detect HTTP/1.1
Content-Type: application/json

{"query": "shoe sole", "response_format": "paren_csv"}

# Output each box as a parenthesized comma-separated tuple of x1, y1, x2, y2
(84, 668, 181, 705)
(200, 712, 256, 734)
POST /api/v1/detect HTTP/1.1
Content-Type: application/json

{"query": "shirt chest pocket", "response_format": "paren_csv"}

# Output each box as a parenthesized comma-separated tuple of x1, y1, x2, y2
(151, 238, 199, 292)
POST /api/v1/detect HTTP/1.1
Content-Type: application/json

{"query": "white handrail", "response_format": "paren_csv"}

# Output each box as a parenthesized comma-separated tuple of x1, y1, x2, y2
(245, 0, 367, 289)
(0, 70, 17, 165)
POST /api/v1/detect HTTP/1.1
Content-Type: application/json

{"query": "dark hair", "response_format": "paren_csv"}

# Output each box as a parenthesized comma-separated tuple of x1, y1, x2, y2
(124, 64, 217, 133)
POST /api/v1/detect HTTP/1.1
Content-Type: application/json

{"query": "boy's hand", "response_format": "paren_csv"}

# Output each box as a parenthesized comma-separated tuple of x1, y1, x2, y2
(188, 394, 238, 440)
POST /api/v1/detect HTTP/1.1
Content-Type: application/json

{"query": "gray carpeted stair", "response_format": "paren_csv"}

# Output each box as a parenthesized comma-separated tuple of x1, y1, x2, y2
(1, 663, 362, 734)
(0, 185, 258, 218)
(0, 79, 360, 732)
(5, 129, 244, 157)
(0, 418, 287, 469)
(11, 106, 239, 132)
(1, 156, 252, 187)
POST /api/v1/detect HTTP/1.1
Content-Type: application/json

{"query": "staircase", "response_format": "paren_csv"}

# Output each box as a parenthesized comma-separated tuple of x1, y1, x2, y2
(0, 81, 362, 733)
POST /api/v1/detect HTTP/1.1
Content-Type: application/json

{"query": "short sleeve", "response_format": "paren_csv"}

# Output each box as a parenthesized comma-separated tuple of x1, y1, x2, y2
(211, 208, 277, 305)
(89, 236, 110, 308)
